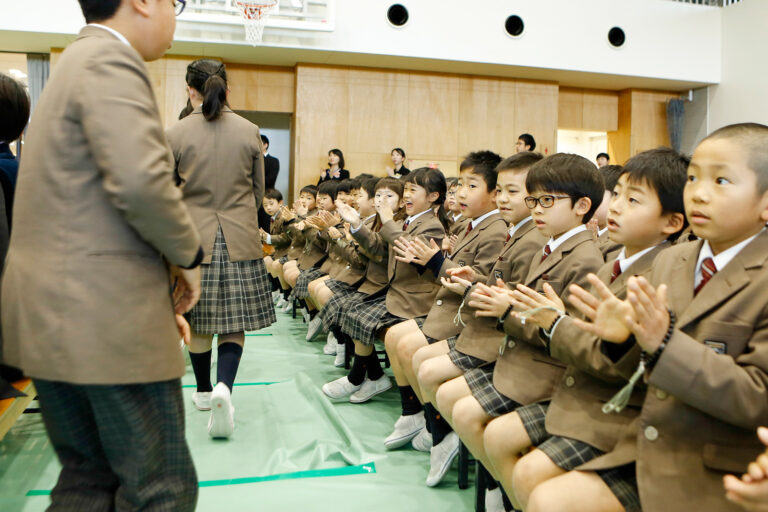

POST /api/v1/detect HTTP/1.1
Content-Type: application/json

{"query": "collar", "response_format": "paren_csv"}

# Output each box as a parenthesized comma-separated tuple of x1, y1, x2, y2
(547, 225, 588, 253)
(452, 213, 463, 222)
(270, 212, 280, 221)
(615, 244, 659, 273)
(598, 226, 609, 237)
(88, 24, 131, 46)
(362, 213, 376, 224)
(471, 209, 499, 230)
(696, 229, 764, 276)
(406, 208, 432, 224)
(509, 216, 532, 238)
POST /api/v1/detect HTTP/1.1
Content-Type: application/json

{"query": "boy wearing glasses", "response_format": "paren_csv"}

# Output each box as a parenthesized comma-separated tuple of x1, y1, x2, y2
(1, 1, 201, 510)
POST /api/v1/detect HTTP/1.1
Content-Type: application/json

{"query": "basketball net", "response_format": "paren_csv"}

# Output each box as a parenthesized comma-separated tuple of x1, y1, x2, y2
(235, 0, 278, 46)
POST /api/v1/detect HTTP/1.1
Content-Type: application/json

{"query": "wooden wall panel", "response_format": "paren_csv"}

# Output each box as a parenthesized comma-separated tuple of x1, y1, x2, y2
(226, 64, 294, 113)
(607, 89, 676, 165)
(515, 81, 558, 156)
(458, 78, 517, 158)
(406, 73, 460, 159)
(558, 87, 618, 132)
(607, 89, 632, 165)
(558, 87, 584, 130)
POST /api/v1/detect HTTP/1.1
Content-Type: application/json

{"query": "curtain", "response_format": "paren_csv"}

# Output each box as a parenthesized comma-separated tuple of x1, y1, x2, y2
(666, 98, 685, 153)
(26, 53, 50, 114)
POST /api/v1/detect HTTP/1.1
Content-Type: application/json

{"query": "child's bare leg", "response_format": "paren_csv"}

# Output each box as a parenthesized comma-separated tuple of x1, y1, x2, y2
(512, 449, 567, 509)
(435, 375, 472, 424)
(527, 470, 625, 512)
(313, 282, 334, 307)
(416, 353, 462, 405)
(384, 320, 421, 387)
(483, 412, 534, 508)
(354, 339, 374, 357)
(451, 394, 496, 481)
(264, 256, 275, 276)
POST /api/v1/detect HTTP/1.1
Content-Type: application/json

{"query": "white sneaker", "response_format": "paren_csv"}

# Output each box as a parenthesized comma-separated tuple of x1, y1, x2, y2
(384, 412, 426, 449)
(282, 300, 293, 314)
(302, 308, 312, 324)
(411, 426, 433, 452)
(306, 316, 324, 341)
(191, 391, 211, 411)
(323, 332, 337, 355)
(334, 343, 346, 367)
(321, 376, 362, 399)
(208, 383, 234, 439)
(485, 487, 505, 512)
(426, 431, 460, 486)
(272, 290, 280, 304)
(275, 296, 287, 309)
(350, 375, 393, 403)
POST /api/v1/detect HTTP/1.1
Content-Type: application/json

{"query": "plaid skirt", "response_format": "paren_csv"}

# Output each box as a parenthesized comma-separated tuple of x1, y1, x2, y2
(319, 285, 366, 331)
(539, 436, 605, 471)
(341, 294, 424, 346)
(466, 364, 521, 417)
(291, 268, 327, 300)
(517, 401, 550, 445)
(188, 226, 276, 335)
(447, 337, 488, 372)
(596, 464, 641, 512)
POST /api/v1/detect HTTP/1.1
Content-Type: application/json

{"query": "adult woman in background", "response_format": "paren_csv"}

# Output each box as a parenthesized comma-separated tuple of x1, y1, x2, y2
(386, 147, 410, 179)
(167, 59, 276, 439)
(318, 148, 350, 184)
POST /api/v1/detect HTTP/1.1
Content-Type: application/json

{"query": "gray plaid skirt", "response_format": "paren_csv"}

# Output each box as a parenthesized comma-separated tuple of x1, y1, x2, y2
(188, 226, 276, 335)
(447, 337, 488, 372)
(539, 436, 605, 471)
(466, 364, 521, 417)
(341, 294, 424, 346)
(318, 282, 365, 330)
(291, 268, 327, 299)
(517, 401, 550, 445)
(596, 464, 641, 512)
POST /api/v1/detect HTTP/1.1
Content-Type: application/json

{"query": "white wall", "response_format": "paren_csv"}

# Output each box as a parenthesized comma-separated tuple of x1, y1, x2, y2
(708, 0, 768, 131)
(0, 0, 722, 88)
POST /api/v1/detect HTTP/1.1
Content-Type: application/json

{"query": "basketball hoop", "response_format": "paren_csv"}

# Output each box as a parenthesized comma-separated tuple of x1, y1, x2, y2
(234, 0, 278, 45)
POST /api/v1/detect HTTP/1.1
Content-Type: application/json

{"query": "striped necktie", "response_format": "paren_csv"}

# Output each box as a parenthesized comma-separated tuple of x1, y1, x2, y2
(610, 259, 622, 283)
(540, 244, 551, 263)
(694, 257, 717, 295)
(402, 219, 410, 231)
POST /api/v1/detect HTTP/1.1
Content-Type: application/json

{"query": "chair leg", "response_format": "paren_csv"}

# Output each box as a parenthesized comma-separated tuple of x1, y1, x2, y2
(344, 337, 353, 370)
(475, 462, 491, 511)
(292, 297, 297, 319)
(458, 441, 471, 490)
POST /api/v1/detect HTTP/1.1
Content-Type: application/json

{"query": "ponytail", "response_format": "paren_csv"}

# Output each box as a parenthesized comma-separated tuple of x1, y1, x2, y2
(202, 75, 228, 121)
(178, 98, 194, 120)
(403, 167, 450, 231)
(434, 201, 451, 232)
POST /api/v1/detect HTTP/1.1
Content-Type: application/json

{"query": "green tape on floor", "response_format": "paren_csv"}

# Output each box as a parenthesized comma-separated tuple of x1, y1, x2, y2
(181, 382, 279, 389)
(26, 463, 376, 496)
(244, 333, 273, 337)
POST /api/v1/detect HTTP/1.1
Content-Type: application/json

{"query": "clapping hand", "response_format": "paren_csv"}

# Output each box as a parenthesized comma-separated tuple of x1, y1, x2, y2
(375, 201, 395, 223)
(724, 427, 768, 511)
(327, 226, 343, 240)
(335, 200, 362, 228)
(294, 200, 308, 217)
(446, 266, 478, 283)
(568, 274, 634, 343)
(280, 206, 295, 222)
(586, 218, 600, 242)
(440, 274, 472, 296)
(509, 282, 566, 329)
(259, 228, 269, 242)
(468, 281, 515, 318)
(394, 237, 441, 265)
(442, 234, 458, 253)
(625, 276, 670, 353)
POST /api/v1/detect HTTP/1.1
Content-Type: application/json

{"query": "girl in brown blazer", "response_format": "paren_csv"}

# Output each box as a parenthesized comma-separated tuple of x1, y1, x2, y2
(322, 168, 448, 404)
(167, 59, 275, 440)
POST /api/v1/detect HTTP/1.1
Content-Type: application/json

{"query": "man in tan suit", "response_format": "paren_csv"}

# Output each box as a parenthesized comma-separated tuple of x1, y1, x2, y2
(1, 1, 203, 509)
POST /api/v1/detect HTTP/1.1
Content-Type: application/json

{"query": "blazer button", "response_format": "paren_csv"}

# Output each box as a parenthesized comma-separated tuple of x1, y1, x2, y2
(655, 389, 668, 400)
(565, 376, 575, 387)
(507, 340, 516, 349)
(436, 300, 443, 306)
(644, 426, 659, 441)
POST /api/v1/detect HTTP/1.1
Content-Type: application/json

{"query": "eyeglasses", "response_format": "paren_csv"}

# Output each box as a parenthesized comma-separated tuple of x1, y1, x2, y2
(174, 0, 187, 16)
(524, 195, 571, 209)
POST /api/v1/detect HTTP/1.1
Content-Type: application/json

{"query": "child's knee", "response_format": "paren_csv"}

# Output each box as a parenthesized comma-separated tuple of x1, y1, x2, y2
(451, 397, 482, 432)
(512, 451, 549, 501)
(526, 479, 565, 512)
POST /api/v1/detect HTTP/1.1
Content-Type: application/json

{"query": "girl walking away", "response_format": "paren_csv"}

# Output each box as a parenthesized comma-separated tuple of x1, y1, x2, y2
(167, 59, 276, 439)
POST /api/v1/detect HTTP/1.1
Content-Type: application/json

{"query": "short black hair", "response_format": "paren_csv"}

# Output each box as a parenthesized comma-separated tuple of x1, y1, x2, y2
(621, 148, 688, 220)
(360, 177, 379, 198)
(261, 134, 270, 146)
(265, 188, 283, 201)
(446, 177, 459, 189)
(518, 133, 536, 151)
(596, 152, 610, 161)
(336, 178, 360, 194)
(317, 179, 339, 201)
(78, 0, 121, 23)
(497, 152, 544, 173)
(703, 122, 768, 193)
(355, 173, 375, 181)
(600, 165, 624, 191)
(0, 73, 30, 142)
(300, 184, 318, 198)
(328, 148, 345, 170)
(526, 153, 604, 223)
(392, 147, 406, 159)
(460, 150, 503, 191)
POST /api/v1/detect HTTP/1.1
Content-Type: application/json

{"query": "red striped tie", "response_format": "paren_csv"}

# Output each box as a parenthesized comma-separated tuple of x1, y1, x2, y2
(465, 223, 473, 236)
(694, 257, 717, 295)
(540, 244, 551, 263)
(402, 219, 410, 231)
(505, 233, 511, 243)
(610, 259, 622, 283)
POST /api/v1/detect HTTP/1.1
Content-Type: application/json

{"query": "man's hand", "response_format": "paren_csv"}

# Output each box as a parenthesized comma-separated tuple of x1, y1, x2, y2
(170, 265, 201, 314)
(567, 274, 634, 343)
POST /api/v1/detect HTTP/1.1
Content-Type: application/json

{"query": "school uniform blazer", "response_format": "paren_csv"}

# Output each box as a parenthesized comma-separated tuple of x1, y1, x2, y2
(493, 230, 603, 404)
(167, 105, 264, 264)
(454, 221, 547, 362)
(283, 209, 316, 261)
(449, 216, 470, 237)
(579, 233, 768, 512)
(598, 230, 621, 261)
(421, 212, 508, 341)
(330, 217, 376, 285)
(353, 220, 390, 296)
(269, 216, 291, 258)
(1, 27, 202, 384)
(298, 225, 328, 270)
(353, 213, 445, 318)
(544, 244, 667, 453)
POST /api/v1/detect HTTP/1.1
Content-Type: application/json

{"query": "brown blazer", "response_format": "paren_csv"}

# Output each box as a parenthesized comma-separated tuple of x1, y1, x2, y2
(544, 244, 667, 452)
(421, 212, 508, 341)
(352, 219, 390, 296)
(454, 220, 547, 362)
(298, 225, 328, 270)
(1, 27, 201, 384)
(329, 216, 376, 286)
(598, 230, 621, 261)
(492, 229, 603, 404)
(354, 212, 445, 318)
(580, 233, 768, 512)
(269, 215, 291, 259)
(449, 215, 470, 237)
(167, 105, 264, 263)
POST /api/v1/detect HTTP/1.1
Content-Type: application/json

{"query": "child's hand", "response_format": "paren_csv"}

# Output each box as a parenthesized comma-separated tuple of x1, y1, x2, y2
(446, 266, 477, 283)
(385, 166, 395, 177)
(259, 228, 268, 241)
(625, 276, 670, 353)
(335, 200, 362, 228)
(447, 234, 458, 253)
(280, 206, 295, 221)
(295, 221, 306, 231)
(294, 200, 308, 217)
(393, 238, 416, 264)
(469, 282, 515, 318)
(319, 210, 340, 228)
(170, 265, 201, 314)
(404, 237, 441, 265)
(176, 314, 191, 346)
(567, 274, 634, 343)
(725, 430, 768, 512)
(440, 274, 472, 296)
(305, 215, 328, 231)
(327, 227, 342, 240)
(510, 282, 566, 329)
(376, 201, 395, 223)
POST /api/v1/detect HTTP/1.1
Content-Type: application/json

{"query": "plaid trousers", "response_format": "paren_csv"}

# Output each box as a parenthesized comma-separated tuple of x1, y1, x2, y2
(34, 379, 197, 512)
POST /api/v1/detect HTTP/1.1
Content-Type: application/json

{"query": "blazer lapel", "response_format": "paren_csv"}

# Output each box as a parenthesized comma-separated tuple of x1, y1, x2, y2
(677, 233, 768, 328)
(451, 213, 500, 257)
(525, 230, 592, 285)
(606, 243, 669, 296)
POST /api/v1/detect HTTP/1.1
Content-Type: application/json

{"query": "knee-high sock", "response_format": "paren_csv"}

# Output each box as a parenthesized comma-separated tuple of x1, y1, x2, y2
(217, 343, 243, 392)
(189, 350, 213, 393)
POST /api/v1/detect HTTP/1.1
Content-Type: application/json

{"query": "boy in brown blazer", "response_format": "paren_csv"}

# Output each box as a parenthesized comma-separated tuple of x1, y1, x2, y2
(549, 123, 768, 512)
(594, 165, 624, 260)
(483, 148, 688, 511)
(442, 153, 604, 499)
(1, 1, 203, 510)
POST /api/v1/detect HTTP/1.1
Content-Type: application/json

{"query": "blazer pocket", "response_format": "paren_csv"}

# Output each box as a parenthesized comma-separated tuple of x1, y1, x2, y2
(703, 442, 763, 474)
(695, 320, 753, 356)
(532, 356, 567, 369)
(87, 250, 157, 261)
